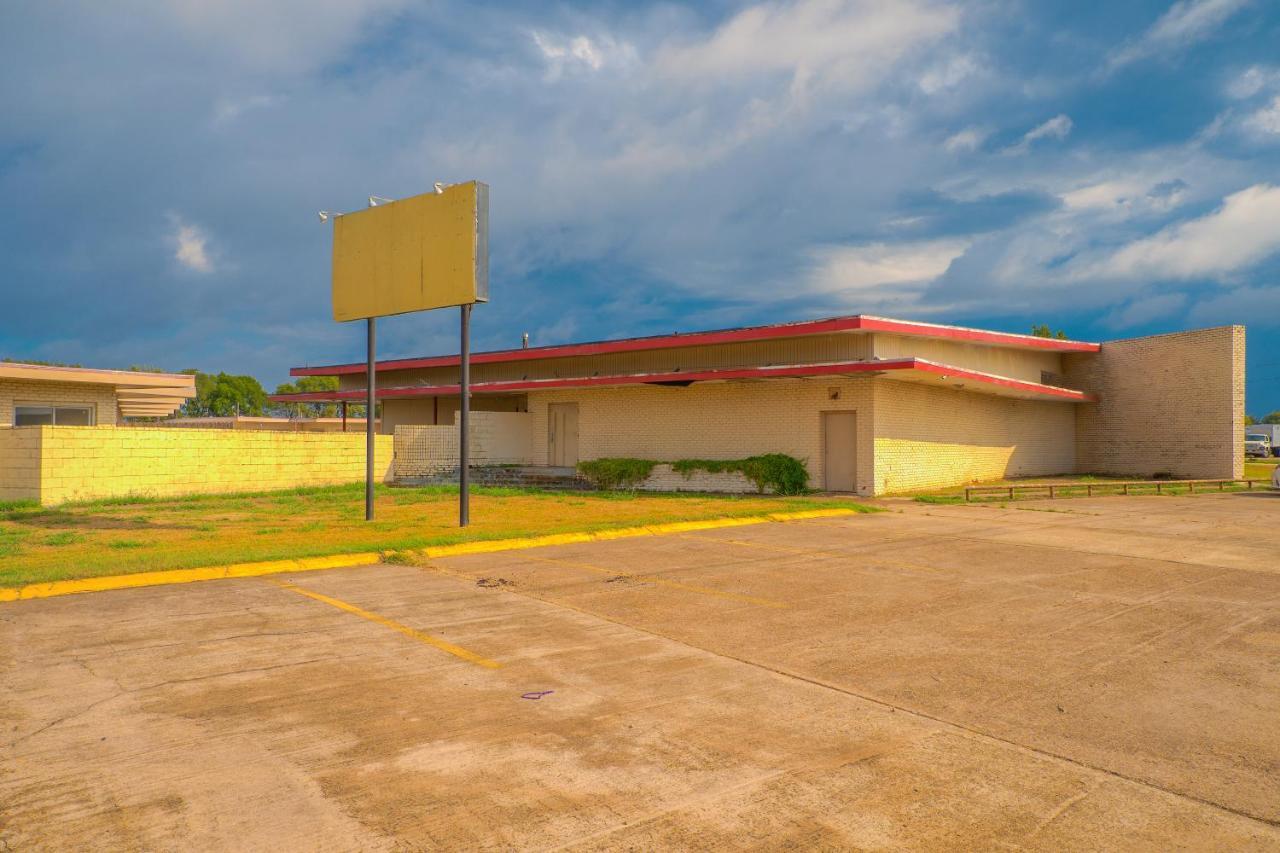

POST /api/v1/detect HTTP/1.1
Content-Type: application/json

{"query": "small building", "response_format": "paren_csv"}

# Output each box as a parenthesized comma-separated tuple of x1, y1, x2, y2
(0, 362, 194, 426)
(270, 315, 1245, 495)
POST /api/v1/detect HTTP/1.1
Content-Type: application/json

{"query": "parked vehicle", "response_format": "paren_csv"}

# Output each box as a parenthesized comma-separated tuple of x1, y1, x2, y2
(1244, 424, 1280, 456)
(1246, 433, 1273, 458)
(1273, 462, 1280, 490)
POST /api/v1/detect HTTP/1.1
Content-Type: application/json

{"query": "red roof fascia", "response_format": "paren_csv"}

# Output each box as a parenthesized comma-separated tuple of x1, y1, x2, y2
(289, 315, 1100, 377)
(269, 358, 1094, 403)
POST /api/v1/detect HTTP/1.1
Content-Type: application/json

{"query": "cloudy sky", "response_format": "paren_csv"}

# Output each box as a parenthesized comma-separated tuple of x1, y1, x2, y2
(2, 0, 1279, 414)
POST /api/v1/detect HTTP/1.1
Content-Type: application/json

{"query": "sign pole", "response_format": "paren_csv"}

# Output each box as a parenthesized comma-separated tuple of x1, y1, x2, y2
(366, 317, 376, 522)
(459, 303, 471, 526)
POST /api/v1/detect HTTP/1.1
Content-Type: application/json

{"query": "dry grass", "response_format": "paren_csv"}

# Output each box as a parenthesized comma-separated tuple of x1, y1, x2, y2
(0, 483, 872, 588)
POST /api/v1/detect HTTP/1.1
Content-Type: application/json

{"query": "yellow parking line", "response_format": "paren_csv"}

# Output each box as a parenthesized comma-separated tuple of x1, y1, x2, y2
(521, 554, 790, 609)
(271, 579, 501, 669)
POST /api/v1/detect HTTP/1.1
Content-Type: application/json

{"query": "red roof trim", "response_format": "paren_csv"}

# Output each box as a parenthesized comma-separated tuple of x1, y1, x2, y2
(270, 358, 1094, 403)
(289, 314, 1100, 376)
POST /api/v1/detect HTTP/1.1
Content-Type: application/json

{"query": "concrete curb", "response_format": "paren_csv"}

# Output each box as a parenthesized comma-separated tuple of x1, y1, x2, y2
(0, 508, 858, 604)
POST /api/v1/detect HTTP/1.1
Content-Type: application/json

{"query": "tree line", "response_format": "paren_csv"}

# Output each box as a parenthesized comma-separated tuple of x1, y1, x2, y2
(176, 372, 365, 419)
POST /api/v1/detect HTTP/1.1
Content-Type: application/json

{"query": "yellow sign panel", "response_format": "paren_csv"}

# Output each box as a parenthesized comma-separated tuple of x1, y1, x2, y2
(332, 181, 488, 322)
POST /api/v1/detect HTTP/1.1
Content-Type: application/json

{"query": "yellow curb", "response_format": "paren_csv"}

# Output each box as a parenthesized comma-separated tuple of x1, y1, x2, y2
(0, 508, 858, 604)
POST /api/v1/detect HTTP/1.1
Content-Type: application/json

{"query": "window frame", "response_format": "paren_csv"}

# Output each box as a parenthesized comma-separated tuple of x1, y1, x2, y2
(13, 404, 96, 427)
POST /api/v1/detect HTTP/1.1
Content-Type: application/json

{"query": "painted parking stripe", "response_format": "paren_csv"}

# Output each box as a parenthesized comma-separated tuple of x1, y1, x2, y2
(520, 554, 790, 609)
(270, 579, 501, 669)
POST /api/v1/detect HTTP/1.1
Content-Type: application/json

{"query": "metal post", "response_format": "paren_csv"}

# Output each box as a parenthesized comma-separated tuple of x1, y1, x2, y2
(366, 318, 376, 522)
(341, 401, 348, 433)
(460, 303, 471, 527)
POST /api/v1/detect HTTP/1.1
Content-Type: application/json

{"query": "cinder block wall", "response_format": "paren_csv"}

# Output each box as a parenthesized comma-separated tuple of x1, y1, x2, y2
(527, 379, 877, 494)
(393, 412, 534, 477)
(0, 379, 118, 427)
(1062, 326, 1244, 479)
(24, 426, 394, 505)
(872, 381, 1077, 494)
(0, 428, 43, 502)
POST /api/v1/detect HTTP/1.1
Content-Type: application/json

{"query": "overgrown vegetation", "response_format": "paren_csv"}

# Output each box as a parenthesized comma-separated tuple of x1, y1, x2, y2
(576, 458, 658, 489)
(578, 454, 811, 494)
(671, 454, 810, 495)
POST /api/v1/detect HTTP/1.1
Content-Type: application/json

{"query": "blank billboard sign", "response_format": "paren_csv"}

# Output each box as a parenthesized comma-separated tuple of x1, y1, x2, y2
(332, 181, 489, 322)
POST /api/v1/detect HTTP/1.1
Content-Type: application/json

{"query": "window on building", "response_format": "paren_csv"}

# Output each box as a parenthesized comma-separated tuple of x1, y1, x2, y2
(14, 405, 95, 426)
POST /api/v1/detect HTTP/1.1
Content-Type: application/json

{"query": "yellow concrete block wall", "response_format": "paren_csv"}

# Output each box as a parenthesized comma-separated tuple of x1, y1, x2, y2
(30, 426, 394, 505)
(527, 379, 877, 494)
(872, 380, 1077, 494)
(0, 428, 43, 502)
(1063, 326, 1244, 479)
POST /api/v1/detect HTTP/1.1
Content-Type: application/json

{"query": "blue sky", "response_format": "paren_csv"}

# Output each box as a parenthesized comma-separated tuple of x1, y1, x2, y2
(2, 0, 1278, 414)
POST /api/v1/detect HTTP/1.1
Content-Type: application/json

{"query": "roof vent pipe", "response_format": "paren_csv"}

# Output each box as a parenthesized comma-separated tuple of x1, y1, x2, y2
(522, 333, 529, 349)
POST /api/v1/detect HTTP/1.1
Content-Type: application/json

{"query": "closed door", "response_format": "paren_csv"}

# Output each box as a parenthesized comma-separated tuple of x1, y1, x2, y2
(548, 403, 579, 467)
(822, 411, 857, 492)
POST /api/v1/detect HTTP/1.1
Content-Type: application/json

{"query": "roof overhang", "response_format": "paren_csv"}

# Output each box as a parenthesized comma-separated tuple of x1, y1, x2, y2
(0, 362, 196, 419)
(290, 314, 1101, 377)
(270, 358, 1094, 405)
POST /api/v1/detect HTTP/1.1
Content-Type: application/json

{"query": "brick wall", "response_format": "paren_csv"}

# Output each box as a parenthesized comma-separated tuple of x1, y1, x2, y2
(527, 379, 877, 494)
(4, 426, 394, 505)
(393, 412, 534, 477)
(872, 380, 1077, 493)
(0, 379, 118, 427)
(1062, 326, 1244, 479)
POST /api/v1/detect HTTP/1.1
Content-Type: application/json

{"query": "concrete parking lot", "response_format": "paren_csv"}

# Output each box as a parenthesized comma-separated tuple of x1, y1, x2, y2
(3, 493, 1279, 850)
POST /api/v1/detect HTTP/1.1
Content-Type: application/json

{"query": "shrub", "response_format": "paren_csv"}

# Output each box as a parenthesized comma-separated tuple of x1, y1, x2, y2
(672, 454, 810, 495)
(576, 458, 658, 489)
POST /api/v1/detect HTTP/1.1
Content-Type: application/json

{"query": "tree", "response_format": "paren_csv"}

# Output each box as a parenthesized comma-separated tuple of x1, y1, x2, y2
(272, 376, 341, 418)
(1245, 414, 1257, 425)
(1031, 324, 1068, 340)
(1263, 411, 1280, 425)
(179, 372, 268, 417)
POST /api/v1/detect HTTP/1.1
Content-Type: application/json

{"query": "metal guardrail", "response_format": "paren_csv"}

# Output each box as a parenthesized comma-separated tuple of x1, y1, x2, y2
(964, 479, 1271, 501)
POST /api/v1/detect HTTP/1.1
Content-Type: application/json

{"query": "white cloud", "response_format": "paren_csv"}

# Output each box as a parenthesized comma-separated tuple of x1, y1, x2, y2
(169, 215, 214, 274)
(1243, 95, 1280, 136)
(807, 239, 969, 309)
(1005, 114, 1072, 154)
(1084, 183, 1280, 281)
(656, 0, 957, 95)
(918, 54, 980, 95)
(944, 126, 988, 153)
(1107, 0, 1251, 72)
(1227, 65, 1279, 99)
(531, 31, 636, 77)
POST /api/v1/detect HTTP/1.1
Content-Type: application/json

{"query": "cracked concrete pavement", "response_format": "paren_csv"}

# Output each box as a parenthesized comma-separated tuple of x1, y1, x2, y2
(2, 492, 1279, 850)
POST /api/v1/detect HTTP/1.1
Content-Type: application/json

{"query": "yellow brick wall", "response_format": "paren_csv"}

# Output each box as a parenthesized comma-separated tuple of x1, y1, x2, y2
(0, 428, 43, 502)
(0, 379, 118, 427)
(872, 380, 1077, 493)
(393, 412, 534, 477)
(527, 379, 877, 494)
(1062, 325, 1244, 479)
(27, 426, 394, 505)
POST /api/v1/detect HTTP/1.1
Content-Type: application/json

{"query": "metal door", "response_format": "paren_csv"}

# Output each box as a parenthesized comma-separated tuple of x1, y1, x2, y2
(822, 411, 857, 492)
(548, 403, 579, 467)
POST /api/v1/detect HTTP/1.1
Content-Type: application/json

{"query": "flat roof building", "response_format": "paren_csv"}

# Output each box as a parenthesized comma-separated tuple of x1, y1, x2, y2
(271, 315, 1245, 495)
(0, 362, 195, 427)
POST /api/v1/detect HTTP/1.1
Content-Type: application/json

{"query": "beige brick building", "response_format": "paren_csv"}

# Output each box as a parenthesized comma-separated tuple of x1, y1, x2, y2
(273, 315, 1246, 495)
(0, 362, 194, 427)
